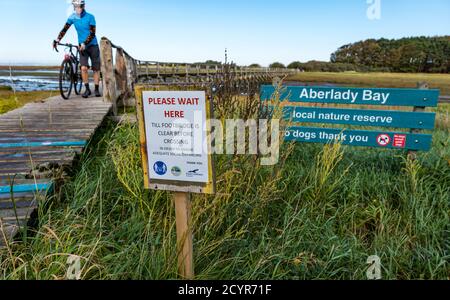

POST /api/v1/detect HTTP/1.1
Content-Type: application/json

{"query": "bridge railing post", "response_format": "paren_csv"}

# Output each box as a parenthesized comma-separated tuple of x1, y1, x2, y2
(185, 64, 190, 82)
(123, 54, 138, 107)
(115, 48, 127, 96)
(157, 63, 161, 80)
(100, 37, 118, 116)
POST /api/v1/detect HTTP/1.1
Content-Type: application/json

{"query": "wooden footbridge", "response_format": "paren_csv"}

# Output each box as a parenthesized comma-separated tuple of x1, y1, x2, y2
(0, 37, 294, 247)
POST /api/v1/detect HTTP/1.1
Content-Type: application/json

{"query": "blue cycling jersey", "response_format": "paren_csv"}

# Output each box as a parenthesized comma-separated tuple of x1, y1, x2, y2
(67, 11, 98, 46)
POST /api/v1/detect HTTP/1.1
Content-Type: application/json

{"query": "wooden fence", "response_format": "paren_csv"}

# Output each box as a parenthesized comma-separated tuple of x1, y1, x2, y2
(99, 37, 297, 115)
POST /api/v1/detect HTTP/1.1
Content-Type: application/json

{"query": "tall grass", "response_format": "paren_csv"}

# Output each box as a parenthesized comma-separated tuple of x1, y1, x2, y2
(0, 84, 449, 280)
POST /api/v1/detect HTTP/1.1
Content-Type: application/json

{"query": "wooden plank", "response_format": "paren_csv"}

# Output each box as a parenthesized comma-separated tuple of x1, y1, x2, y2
(0, 207, 36, 219)
(0, 136, 89, 143)
(0, 128, 97, 133)
(0, 182, 52, 194)
(0, 223, 19, 247)
(0, 132, 92, 138)
(0, 146, 83, 154)
(0, 113, 109, 119)
(1, 150, 82, 160)
(0, 191, 36, 201)
(0, 141, 86, 149)
(0, 199, 37, 210)
(0, 178, 51, 186)
(0, 119, 108, 124)
(0, 126, 104, 131)
(3, 110, 111, 116)
(0, 169, 33, 176)
(0, 110, 111, 116)
(0, 159, 74, 171)
(0, 121, 104, 127)
(0, 153, 75, 164)
(0, 121, 106, 127)
(1, 216, 29, 226)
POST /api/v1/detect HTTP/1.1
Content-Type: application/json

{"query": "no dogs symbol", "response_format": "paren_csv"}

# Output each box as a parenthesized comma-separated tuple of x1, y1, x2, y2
(377, 134, 391, 147)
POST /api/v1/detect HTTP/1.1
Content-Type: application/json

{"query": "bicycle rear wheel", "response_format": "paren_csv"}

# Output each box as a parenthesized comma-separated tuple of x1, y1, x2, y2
(59, 60, 73, 100)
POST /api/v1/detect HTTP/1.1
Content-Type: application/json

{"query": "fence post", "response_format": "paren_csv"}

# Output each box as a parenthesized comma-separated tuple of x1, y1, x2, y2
(100, 37, 118, 116)
(185, 64, 190, 82)
(408, 82, 428, 161)
(123, 55, 137, 107)
(115, 48, 128, 98)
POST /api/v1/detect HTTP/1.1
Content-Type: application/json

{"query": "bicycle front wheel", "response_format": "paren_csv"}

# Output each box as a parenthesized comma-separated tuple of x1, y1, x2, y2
(59, 60, 73, 100)
(74, 72, 83, 95)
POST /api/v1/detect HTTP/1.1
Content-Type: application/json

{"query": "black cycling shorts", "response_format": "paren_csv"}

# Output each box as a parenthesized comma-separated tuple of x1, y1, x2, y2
(80, 44, 101, 71)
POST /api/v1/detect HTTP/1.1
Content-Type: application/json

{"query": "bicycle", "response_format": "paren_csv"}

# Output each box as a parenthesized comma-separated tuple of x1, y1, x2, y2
(53, 42, 83, 100)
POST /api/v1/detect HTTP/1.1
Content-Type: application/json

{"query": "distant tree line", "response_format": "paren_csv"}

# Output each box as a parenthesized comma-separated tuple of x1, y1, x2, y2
(256, 36, 450, 73)
(331, 36, 450, 73)
(260, 61, 371, 72)
(286, 61, 360, 72)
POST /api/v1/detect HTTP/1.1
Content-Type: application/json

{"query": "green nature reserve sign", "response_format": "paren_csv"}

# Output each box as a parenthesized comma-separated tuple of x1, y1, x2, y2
(285, 127, 432, 151)
(284, 107, 436, 129)
(261, 85, 439, 151)
(261, 85, 440, 107)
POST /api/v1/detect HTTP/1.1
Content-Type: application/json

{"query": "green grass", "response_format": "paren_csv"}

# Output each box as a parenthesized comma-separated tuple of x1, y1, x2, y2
(286, 72, 450, 95)
(1, 97, 449, 279)
(0, 89, 57, 114)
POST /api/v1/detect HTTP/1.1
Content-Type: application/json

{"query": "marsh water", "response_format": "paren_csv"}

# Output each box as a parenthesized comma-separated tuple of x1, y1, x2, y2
(0, 69, 60, 91)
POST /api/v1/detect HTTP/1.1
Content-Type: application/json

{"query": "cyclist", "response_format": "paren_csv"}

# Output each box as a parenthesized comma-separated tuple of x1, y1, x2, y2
(54, 0, 101, 98)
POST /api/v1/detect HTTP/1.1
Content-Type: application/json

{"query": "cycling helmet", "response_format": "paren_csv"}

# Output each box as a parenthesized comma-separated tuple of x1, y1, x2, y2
(72, 0, 85, 6)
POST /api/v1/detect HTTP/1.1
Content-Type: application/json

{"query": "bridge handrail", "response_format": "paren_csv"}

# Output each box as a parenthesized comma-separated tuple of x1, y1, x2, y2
(99, 37, 295, 115)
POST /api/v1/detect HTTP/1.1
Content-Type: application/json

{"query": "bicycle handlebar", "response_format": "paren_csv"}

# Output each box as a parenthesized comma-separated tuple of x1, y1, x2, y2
(53, 41, 79, 53)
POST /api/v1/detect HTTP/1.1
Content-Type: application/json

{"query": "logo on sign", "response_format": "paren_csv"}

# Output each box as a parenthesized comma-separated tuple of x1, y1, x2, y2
(153, 161, 168, 176)
(186, 169, 203, 178)
(393, 134, 407, 148)
(377, 134, 391, 147)
(171, 166, 182, 177)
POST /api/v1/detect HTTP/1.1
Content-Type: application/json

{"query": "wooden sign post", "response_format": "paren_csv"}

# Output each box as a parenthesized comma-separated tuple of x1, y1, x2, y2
(174, 192, 194, 278)
(408, 82, 429, 161)
(135, 85, 216, 279)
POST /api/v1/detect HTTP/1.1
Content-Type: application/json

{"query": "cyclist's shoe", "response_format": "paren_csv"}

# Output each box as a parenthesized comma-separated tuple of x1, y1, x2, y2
(82, 89, 92, 98)
(95, 89, 102, 97)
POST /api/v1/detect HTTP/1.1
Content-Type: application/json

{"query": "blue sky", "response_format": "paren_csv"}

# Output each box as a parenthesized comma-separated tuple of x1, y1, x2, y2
(1, 0, 449, 66)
